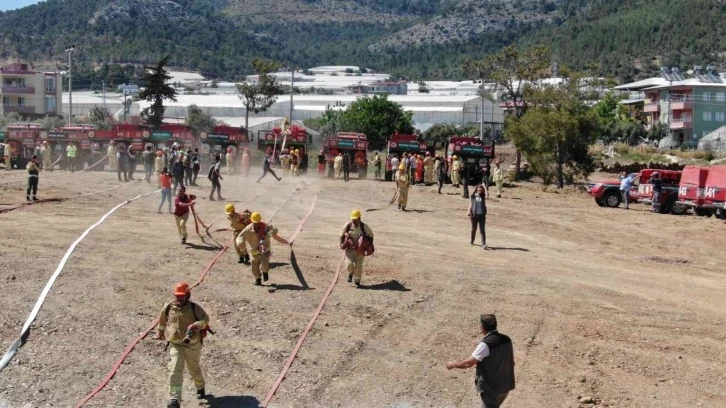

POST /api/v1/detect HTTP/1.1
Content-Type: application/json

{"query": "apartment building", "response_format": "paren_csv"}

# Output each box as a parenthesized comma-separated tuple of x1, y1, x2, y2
(616, 66, 726, 148)
(0, 63, 62, 117)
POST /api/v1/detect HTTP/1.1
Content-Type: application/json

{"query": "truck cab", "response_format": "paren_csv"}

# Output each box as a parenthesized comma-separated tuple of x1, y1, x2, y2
(445, 137, 495, 185)
(323, 132, 369, 178)
(677, 166, 713, 217)
(702, 165, 726, 219)
(637, 169, 687, 215)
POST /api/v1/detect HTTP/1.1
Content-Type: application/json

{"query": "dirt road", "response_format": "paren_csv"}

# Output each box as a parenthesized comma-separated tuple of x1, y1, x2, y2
(1, 168, 725, 408)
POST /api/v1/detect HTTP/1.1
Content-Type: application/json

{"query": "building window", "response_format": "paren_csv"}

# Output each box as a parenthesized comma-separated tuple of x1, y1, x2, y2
(703, 111, 713, 121)
(17, 97, 24, 106)
(716, 112, 726, 122)
(45, 77, 56, 93)
(45, 96, 56, 112)
(703, 92, 711, 102)
(717, 92, 726, 102)
(2, 96, 9, 106)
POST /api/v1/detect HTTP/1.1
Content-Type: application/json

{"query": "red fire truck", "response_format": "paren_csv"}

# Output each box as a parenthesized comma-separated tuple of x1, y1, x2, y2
(4, 124, 43, 169)
(676, 166, 713, 217)
(702, 165, 726, 219)
(258, 125, 311, 173)
(445, 137, 495, 185)
(200, 125, 251, 166)
(323, 132, 369, 178)
(385, 133, 435, 181)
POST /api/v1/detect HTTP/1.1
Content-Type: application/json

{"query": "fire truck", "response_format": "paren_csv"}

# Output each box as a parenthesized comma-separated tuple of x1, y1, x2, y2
(4, 124, 43, 169)
(445, 137, 495, 185)
(200, 125, 251, 166)
(385, 132, 435, 181)
(258, 125, 311, 173)
(637, 169, 687, 215)
(701, 165, 726, 219)
(323, 132, 369, 178)
(676, 166, 714, 217)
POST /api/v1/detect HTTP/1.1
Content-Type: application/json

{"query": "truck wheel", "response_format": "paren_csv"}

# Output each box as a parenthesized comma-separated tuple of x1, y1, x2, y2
(603, 191, 621, 208)
(595, 198, 605, 207)
(670, 200, 687, 215)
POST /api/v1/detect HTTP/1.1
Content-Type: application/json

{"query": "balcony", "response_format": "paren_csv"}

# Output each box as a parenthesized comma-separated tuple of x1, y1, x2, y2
(670, 96, 693, 111)
(1, 85, 35, 94)
(670, 117, 692, 129)
(3, 105, 36, 114)
(644, 102, 660, 113)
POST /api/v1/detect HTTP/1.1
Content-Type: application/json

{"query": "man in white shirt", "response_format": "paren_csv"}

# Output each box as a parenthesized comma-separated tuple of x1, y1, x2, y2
(446, 314, 515, 408)
(390, 155, 400, 182)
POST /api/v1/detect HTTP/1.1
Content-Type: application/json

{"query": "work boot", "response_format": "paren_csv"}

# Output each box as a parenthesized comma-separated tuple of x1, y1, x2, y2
(347, 274, 353, 283)
(262, 272, 269, 282)
(354, 281, 361, 288)
(209, 196, 216, 201)
(218, 196, 226, 201)
(181, 237, 186, 244)
(397, 204, 401, 209)
(32, 196, 38, 201)
(243, 254, 250, 264)
(167, 399, 180, 408)
(255, 278, 262, 286)
(197, 388, 206, 399)
(26, 196, 31, 203)
(238, 256, 245, 264)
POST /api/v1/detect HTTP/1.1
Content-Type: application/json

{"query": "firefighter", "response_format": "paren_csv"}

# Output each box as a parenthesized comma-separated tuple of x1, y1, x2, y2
(291, 149, 300, 176)
(174, 186, 196, 244)
(225, 147, 234, 175)
(280, 150, 290, 175)
(451, 155, 461, 187)
(26, 155, 41, 202)
(395, 163, 410, 211)
(423, 152, 434, 184)
(155, 150, 165, 188)
(339, 210, 374, 287)
(317, 149, 326, 178)
(155, 282, 210, 408)
(107, 140, 117, 171)
(226, 204, 252, 264)
(240, 212, 289, 286)
(492, 160, 504, 198)
(241, 147, 251, 177)
(4, 143, 13, 170)
(334, 153, 343, 179)
(41, 141, 53, 171)
(373, 151, 382, 180)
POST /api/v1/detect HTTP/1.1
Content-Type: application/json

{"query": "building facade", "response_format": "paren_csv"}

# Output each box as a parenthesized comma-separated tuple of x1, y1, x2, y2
(0, 63, 62, 117)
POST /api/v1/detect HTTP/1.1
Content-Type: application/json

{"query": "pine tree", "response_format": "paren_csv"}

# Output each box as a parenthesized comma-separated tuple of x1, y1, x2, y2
(138, 57, 177, 130)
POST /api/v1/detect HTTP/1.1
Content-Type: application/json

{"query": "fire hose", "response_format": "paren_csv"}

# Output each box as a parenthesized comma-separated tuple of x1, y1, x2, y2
(83, 154, 110, 171)
(74, 185, 310, 407)
(0, 189, 159, 373)
(0, 185, 124, 215)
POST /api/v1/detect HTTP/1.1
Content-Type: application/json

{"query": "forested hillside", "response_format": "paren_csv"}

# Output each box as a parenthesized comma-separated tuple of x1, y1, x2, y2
(0, 0, 722, 85)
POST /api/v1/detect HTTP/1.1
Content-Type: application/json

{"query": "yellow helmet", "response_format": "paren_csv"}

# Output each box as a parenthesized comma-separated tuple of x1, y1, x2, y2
(225, 204, 235, 214)
(350, 209, 361, 220)
(452, 155, 458, 159)
(250, 212, 262, 223)
(295, 149, 299, 153)
(399, 164, 405, 170)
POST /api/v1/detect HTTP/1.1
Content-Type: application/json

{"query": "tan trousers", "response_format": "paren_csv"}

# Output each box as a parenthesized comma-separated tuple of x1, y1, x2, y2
(495, 180, 503, 197)
(43, 156, 52, 170)
(292, 163, 299, 176)
(5, 154, 11, 169)
(108, 153, 117, 171)
(424, 166, 434, 184)
(168, 342, 205, 402)
(226, 162, 233, 175)
(251, 252, 271, 278)
(451, 170, 460, 186)
(233, 230, 248, 256)
(345, 250, 365, 283)
(334, 165, 341, 178)
(398, 186, 409, 208)
(175, 213, 189, 239)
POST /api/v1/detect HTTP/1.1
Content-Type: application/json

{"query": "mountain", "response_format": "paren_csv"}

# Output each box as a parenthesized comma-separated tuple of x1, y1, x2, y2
(0, 0, 723, 86)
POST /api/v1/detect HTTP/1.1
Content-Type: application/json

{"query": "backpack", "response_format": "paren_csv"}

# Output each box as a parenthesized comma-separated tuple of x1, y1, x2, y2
(342, 222, 374, 256)
(207, 164, 215, 180)
(164, 301, 215, 344)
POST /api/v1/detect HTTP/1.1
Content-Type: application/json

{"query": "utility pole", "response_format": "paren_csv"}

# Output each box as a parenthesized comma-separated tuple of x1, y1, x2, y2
(65, 45, 75, 125)
(480, 97, 484, 140)
(102, 80, 106, 111)
(289, 67, 294, 122)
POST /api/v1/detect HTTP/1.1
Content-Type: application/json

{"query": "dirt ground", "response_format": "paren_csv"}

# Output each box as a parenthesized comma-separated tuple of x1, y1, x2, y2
(1, 166, 725, 408)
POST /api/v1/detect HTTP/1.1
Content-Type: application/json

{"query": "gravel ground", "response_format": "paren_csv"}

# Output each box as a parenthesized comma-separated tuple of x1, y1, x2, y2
(1, 167, 725, 408)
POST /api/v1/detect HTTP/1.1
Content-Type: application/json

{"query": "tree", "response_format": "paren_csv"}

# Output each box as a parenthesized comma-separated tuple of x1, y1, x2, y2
(138, 57, 177, 129)
(186, 104, 216, 137)
(321, 95, 415, 150)
(0, 112, 21, 130)
(88, 106, 114, 130)
(594, 91, 620, 127)
(423, 123, 478, 147)
(505, 70, 599, 188)
(236, 59, 282, 132)
(36, 115, 66, 131)
(417, 81, 430, 93)
(463, 45, 551, 176)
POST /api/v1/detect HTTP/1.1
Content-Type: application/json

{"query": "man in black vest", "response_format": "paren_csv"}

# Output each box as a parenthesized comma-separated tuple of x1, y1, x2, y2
(446, 314, 515, 408)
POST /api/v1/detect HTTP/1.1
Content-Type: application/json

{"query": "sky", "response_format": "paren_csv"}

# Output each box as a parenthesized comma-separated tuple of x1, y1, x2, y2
(0, 0, 42, 11)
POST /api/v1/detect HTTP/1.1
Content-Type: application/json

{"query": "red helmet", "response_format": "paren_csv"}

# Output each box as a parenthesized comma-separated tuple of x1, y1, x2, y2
(173, 282, 190, 296)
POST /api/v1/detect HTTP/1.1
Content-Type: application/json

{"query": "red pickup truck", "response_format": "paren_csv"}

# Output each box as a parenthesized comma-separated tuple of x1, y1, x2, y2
(587, 173, 640, 208)
(702, 165, 726, 219)
(637, 169, 687, 215)
(677, 165, 714, 217)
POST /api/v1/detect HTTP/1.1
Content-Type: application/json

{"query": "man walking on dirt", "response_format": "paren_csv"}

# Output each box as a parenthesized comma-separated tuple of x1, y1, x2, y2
(174, 186, 196, 244)
(208, 155, 225, 201)
(620, 172, 636, 210)
(142, 145, 155, 184)
(226, 204, 252, 264)
(649, 171, 663, 213)
(446, 314, 515, 408)
(155, 282, 210, 408)
(117, 146, 129, 182)
(191, 148, 201, 185)
(240, 211, 289, 286)
(257, 153, 281, 183)
(436, 155, 447, 194)
(492, 160, 504, 198)
(396, 164, 410, 211)
(340, 210, 374, 287)
(40, 141, 53, 171)
(342, 151, 351, 182)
